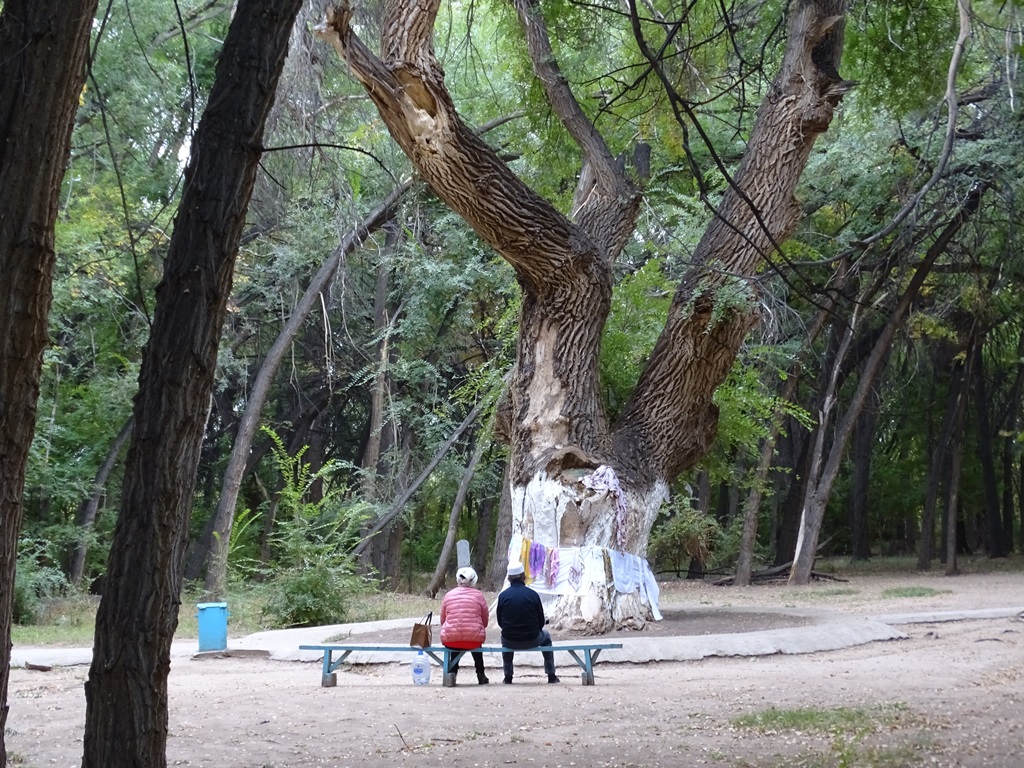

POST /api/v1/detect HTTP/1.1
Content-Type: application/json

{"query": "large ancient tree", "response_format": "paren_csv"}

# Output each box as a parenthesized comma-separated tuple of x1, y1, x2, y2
(319, 0, 850, 630)
(0, 2, 99, 763)
(81, 0, 303, 764)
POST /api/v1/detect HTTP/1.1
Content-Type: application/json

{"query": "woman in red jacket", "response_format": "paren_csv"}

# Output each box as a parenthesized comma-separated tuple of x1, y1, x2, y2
(440, 566, 490, 684)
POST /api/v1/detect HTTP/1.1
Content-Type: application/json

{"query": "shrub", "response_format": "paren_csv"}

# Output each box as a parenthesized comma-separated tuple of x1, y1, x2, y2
(14, 539, 69, 624)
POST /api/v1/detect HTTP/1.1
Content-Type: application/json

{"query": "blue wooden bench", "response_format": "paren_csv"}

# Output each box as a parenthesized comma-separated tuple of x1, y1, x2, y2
(298, 642, 623, 687)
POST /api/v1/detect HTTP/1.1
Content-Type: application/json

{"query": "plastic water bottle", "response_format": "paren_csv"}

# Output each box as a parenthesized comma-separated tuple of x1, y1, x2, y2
(411, 650, 431, 685)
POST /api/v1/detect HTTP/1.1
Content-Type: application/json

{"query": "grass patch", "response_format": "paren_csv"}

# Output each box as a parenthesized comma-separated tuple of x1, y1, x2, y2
(733, 703, 909, 734)
(11, 594, 98, 647)
(731, 704, 932, 768)
(880, 586, 950, 599)
(793, 587, 861, 601)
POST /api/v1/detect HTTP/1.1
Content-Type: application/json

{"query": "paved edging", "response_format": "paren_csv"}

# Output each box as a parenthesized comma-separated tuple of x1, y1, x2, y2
(11, 606, 1022, 669)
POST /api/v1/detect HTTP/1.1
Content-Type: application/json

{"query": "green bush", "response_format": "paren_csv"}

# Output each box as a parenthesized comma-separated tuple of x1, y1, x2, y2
(261, 556, 361, 627)
(14, 540, 69, 624)
(648, 498, 721, 575)
(256, 428, 375, 628)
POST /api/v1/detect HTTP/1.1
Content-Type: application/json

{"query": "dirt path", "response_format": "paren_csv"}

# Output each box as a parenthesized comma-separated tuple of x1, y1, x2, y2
(7, 568, 1024, 767)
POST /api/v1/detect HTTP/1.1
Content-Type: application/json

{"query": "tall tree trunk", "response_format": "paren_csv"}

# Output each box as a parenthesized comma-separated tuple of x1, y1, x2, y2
(774, 424, 810, 565)
(81, 2, 303, 765)
(850, 379, 880, 561)
(790, 182, 987, 584)
(425, 436, 485, 597)
(0, 1, 98, 762)
(70, 417, 133, 585)
(1000, 439, 1015, 555)
(318, 0, 850, 628)
(485, 459, 514, 592)
(918, 352, 968, 569)
(735, 303, 832, 585)
(973, 348, 1006, 557)
(201, 185, 410, 595)
(945, 324, 980, 576)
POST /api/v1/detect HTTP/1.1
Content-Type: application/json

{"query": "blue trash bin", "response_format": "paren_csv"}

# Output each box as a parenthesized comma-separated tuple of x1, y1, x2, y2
(197, 602, 229, 651)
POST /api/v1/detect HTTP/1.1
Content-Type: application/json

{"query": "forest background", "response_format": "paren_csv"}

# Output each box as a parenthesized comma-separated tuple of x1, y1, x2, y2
(4, 0, 1024, 765)
(7, 0, 1024, 666)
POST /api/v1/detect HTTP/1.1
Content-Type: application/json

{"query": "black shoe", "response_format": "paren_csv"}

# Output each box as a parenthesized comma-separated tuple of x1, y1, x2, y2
(547, 675, 560, 684)
(503, 676, 513, 684)
(478, 675, 489, 685)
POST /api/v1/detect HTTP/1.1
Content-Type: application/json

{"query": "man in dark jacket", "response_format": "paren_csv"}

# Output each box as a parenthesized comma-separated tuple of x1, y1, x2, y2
(496, 560, 559, 684)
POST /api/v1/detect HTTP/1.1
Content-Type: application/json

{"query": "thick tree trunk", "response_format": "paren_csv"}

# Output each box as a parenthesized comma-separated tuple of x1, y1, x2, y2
(0, 1, 98, 762)
(319, 0, 849, 629)
(81, 2, 303, 765)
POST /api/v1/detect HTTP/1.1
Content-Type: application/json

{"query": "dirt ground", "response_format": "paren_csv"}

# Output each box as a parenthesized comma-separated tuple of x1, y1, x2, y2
(6, 567, 1024, 767)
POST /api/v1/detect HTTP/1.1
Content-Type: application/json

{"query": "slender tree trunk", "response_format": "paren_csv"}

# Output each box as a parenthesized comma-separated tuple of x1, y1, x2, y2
(945, 325, 980, 576)
(735, 303, 832, 585)
(425, 437, 485, 597)
(973, 347, 1006, 557)
(81, 2, 303, 764)
(70, 417, 133, 585)
(775, 424, 810, 565)
(918, 353, 967, 569)
(790, 183, 987, 584)
(1019, 455, 1024, 554)
(0, 2, 98, 762)
(473, 489, 499, 579)
(1000, 439, 1015, 555)
(485, 460, 514, 591)
(201, 184, 410, 595)
(849, 382, 880, 561)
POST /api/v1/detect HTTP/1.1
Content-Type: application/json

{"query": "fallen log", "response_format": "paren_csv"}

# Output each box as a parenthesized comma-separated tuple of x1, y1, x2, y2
(711, 561, 848, 586)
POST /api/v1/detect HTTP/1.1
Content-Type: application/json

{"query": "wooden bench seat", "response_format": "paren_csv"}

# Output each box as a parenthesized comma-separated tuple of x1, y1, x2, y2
(298, 642, 623, 687)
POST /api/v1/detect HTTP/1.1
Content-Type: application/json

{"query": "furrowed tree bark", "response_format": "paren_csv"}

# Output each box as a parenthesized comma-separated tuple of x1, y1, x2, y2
(318, 0, 849, 629)
(81, 1, 303, 765)
(0, 1, 99, 762)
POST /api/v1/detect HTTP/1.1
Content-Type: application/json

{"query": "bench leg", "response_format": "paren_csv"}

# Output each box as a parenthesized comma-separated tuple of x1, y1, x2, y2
(321, 651, 337, 687)
(567, 649, 597, 685)
(442, 650, 463, 687)
(582, 649, 595, 686)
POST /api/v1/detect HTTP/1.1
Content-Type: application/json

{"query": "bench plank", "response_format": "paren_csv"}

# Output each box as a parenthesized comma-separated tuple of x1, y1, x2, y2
(298, 642, 623, 688)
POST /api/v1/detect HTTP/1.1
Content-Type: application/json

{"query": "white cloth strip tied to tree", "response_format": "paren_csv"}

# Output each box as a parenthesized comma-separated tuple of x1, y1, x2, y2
(506, 535, 663, 625)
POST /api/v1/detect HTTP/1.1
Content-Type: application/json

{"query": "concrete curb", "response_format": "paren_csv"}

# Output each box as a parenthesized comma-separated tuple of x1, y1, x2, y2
(11, 605, 1021, 670)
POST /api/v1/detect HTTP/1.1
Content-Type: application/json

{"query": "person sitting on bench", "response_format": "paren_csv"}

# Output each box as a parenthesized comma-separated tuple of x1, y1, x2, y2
(440, 566, 490, 685)
(496, 560, 559, 684)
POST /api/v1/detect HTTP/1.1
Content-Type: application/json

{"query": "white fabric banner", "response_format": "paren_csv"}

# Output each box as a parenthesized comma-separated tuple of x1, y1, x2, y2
(504, 539, 662, 620)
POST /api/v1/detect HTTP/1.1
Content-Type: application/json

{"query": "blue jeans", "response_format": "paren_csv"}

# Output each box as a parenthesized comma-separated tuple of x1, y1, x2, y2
(501, 629, 555, 679)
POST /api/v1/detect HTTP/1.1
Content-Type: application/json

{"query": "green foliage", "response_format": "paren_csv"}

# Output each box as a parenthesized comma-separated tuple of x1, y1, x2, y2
(600, 258, 674, 416)
(648, 495, 721, 573)
(257, 428, 374, 628)
(14, 540, 70, 625)
(844, 2, 958, 112)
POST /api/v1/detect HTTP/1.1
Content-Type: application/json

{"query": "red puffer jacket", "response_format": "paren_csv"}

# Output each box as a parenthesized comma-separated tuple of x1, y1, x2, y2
(440, 585, 489, 647)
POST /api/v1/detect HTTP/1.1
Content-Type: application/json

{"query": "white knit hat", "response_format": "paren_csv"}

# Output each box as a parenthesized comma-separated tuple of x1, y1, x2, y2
(456, 566, 478, 585)
(507, 560, 525, 577)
